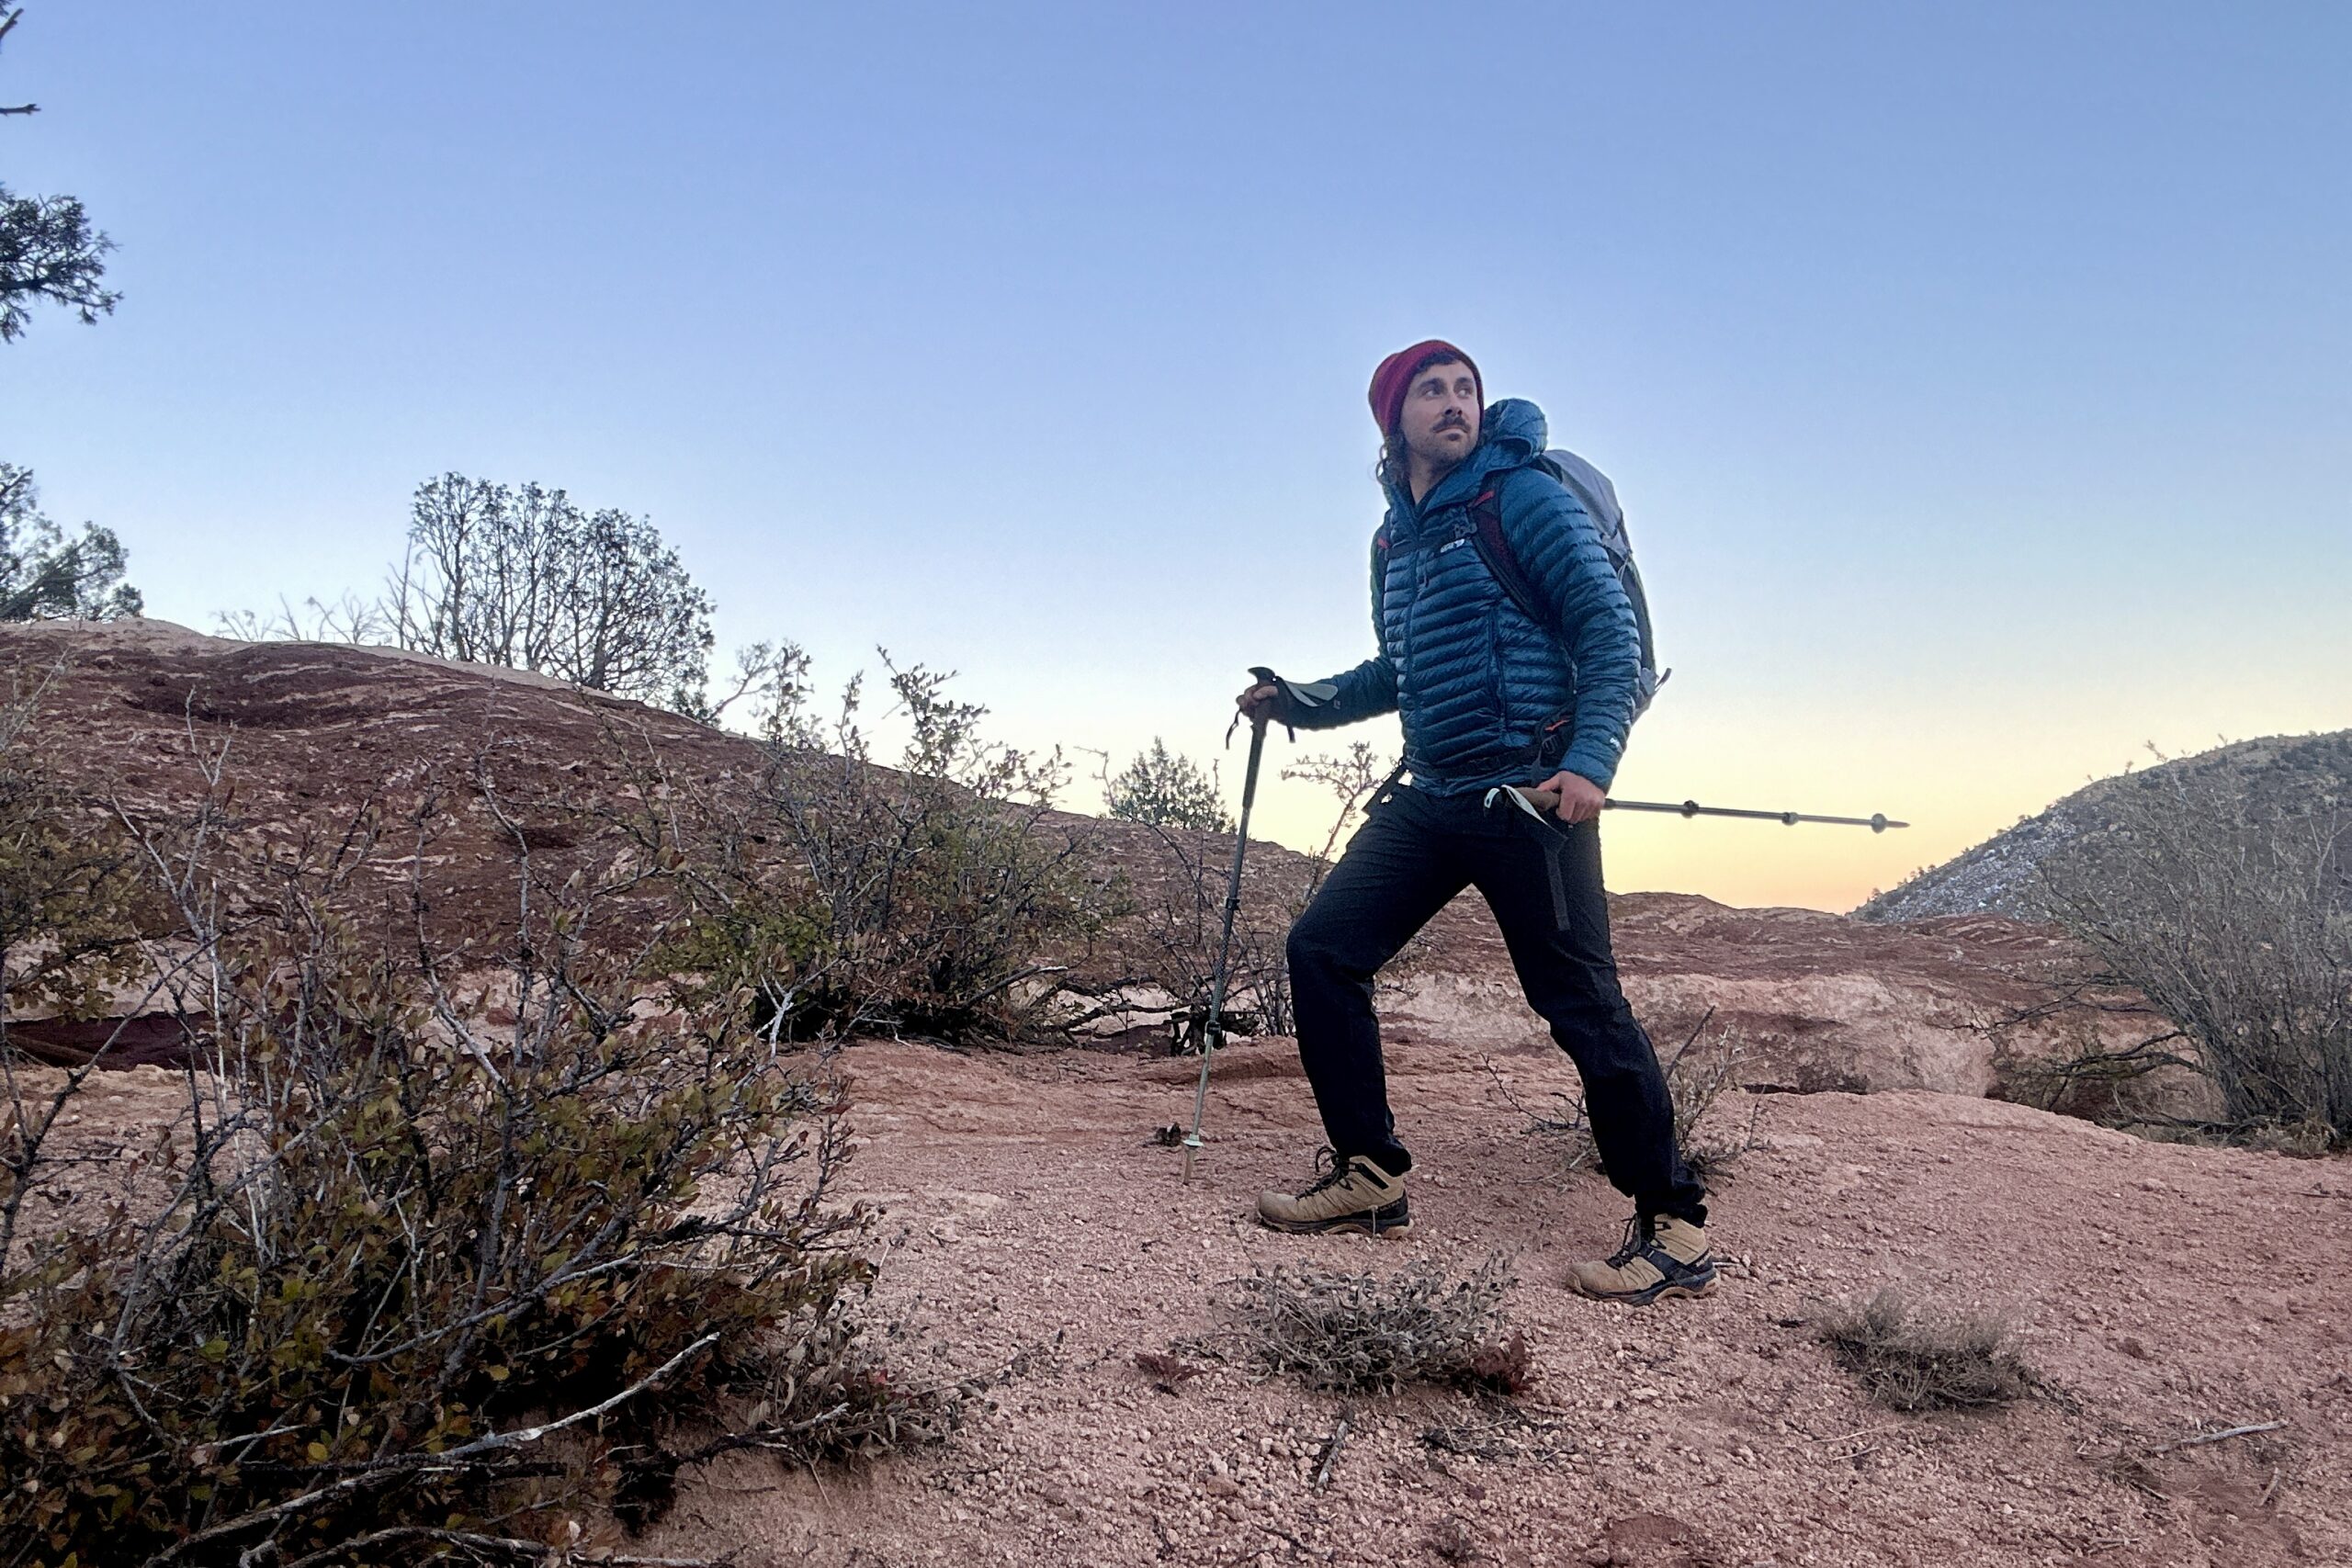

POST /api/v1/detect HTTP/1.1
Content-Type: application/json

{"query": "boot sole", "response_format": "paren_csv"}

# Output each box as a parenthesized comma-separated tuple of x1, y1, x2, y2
(1569, 1271, 1719, 1306)
(1257, 1213, 1414, 1239)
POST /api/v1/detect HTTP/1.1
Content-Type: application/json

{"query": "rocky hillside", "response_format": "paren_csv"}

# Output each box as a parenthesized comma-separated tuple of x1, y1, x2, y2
(0, 619, 2154, 1106)
(6, 621, 2345, 1565)
(1854, 729, 2352, 923)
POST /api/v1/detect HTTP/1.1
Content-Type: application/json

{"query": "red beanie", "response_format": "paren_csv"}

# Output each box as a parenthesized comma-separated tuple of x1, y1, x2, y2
(1368, 339, 1481, 434)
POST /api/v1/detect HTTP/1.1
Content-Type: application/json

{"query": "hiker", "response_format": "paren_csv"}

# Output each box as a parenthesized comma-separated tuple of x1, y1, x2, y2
(1237, 340, 1714, 1306)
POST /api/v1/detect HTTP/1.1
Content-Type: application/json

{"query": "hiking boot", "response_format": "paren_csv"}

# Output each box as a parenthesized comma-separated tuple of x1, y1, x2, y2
(1255, 1148, 1411, 1236)
(1566, 1213, 1717, 1304)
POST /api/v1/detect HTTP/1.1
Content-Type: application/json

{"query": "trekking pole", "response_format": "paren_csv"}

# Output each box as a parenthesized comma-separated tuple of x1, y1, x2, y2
(1490, 784, 1908, 832)
(1182, 673, 1275, 1180)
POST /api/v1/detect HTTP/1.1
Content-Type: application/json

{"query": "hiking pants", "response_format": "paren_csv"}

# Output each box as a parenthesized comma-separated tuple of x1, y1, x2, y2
(1285, 783, 1707, 1224)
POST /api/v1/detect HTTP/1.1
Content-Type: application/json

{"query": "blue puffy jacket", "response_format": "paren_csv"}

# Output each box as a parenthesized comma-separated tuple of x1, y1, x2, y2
(1291, 398, 1642, 794)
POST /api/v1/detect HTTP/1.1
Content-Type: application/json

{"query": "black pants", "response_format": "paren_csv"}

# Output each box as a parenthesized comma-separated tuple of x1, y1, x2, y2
(1285, 783, 1707, 1225)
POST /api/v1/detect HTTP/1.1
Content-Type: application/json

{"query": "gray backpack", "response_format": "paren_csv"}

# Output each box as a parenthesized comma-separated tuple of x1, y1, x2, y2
(1527, 449, 1666, 718)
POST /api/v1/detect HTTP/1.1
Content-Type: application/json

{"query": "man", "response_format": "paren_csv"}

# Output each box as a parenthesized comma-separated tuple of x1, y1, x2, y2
(1238, 340, 1714, 1306)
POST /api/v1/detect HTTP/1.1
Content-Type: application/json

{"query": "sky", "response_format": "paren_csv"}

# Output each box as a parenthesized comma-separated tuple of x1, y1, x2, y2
(4, 2, 2346, 910)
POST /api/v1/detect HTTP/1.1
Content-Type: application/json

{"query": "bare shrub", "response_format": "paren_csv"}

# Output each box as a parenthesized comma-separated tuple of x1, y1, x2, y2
(1812, 1289, 2036, 1412)
(2038, 756, 2351, 1147)
(1280, 741, 1396, 908)
(1496, 1010, 1761, 1179)
(1984, 972, 2206, 1128)
(389, 473, 716, 711)
(643, 649, 1116, 1044)
(1066, 749, 1278, 1049)
(1081, 740, 1406, 1050)
(213, 592, 390, 646)
(0, 728, 951, 1567)
(1189, 1255, 1520, 1396)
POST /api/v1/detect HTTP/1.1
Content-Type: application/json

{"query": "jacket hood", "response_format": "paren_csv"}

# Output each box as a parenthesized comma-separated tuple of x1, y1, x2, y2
(1384, 397, 1550, 518)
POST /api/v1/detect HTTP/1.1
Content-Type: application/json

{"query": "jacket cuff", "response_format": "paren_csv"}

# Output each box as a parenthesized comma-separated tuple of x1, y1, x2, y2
(1558, 747, 1618, 794)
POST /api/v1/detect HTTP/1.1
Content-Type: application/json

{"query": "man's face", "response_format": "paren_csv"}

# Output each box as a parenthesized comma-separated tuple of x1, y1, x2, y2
(1397, 360, 1481, 470)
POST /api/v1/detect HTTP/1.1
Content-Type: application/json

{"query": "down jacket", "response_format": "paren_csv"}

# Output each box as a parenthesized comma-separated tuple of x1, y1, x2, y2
(1290, 398, 1642, 794)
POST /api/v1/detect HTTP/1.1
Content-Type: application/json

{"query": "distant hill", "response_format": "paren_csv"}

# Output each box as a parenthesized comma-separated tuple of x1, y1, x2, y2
(1854, 729, 2352, 923)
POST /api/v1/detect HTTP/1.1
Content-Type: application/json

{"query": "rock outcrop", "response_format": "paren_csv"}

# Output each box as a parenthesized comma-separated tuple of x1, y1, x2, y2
(3, 619, 2163, 1107)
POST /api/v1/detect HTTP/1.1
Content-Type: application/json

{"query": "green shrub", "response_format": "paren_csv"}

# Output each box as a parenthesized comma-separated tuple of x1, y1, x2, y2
(1105, 739, 1231, 833)
(1, 754, 947, 1568)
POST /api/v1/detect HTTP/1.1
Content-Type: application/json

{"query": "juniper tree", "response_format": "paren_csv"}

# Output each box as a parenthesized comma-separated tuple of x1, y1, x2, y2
(0, 463, 141, 620)
(0, 7, 122, 343)
(1107, 738, 1232, 833)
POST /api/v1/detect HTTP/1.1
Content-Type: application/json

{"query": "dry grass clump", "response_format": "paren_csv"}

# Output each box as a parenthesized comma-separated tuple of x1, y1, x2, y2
(1812, 1289, 2037, 1411)
(1199, 1255, 1525, 1396)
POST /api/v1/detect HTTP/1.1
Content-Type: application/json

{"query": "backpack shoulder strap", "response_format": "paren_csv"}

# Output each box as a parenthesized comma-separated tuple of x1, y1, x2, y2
(1468, 477, 1562, 642)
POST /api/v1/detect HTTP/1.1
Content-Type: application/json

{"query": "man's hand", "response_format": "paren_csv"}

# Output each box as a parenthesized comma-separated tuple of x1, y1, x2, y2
(1538, 770, 1606, 824)
(1235, 680, 1283, 726)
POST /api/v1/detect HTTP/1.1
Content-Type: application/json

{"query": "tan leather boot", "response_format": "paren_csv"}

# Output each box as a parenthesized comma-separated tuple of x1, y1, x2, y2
(1255, 1149, 1411, 1236)
(1567, 1213, 1718, 1304)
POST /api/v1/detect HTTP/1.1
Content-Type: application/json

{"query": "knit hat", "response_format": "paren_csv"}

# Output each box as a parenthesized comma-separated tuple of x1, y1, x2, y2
(1368, 340, 1481, 434)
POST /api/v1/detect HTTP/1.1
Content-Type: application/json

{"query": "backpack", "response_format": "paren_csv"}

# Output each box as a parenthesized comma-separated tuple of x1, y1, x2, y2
(1375, 448, 1667, 720)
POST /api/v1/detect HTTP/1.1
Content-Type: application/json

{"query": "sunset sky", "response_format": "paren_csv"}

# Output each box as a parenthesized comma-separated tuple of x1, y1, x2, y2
(7, 3, 2346, 910)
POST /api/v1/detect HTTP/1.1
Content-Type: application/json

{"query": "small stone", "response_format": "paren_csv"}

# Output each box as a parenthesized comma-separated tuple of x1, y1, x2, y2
(1205, 1476, 1240, 1499)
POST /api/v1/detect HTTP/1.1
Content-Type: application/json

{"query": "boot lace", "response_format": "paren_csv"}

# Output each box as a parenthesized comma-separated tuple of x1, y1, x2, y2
(1295, 1147, 1351, 1198)
(1604, 1215, 1654, 1269)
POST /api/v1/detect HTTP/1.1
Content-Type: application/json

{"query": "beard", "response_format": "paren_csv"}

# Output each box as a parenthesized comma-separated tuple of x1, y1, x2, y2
(1405, 420, 1476, 473)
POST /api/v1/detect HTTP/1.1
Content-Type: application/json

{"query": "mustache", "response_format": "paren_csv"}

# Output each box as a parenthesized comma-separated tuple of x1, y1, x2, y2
(1434, 413, 1470, 432)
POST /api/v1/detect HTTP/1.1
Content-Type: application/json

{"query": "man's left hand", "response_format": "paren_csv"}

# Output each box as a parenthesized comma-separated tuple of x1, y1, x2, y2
(1538, 771, 1607, 824)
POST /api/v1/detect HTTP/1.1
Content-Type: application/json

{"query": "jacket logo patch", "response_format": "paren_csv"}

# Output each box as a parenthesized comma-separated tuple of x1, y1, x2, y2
(1438, 537, 1470, 555)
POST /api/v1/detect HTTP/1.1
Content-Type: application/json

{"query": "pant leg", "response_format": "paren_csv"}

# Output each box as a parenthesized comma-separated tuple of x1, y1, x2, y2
(1467, 806, 1707, 1224)
(1285, 789, 1470, 1176)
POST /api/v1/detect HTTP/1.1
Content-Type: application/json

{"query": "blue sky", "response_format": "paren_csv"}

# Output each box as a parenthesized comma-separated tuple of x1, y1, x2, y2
(6, 3, 2346, 908)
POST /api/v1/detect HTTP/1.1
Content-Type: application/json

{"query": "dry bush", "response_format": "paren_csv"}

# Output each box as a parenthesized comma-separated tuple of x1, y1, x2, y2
(1190, 1255, 1521, 1396)
(2038, 758, 2350, 1147)
(1984, 973, 2206, 1128)
(1812, 1289, 2036, 1412)
(642, 648, 1118, 1045)
(1065, 805, 1281, 1052)
(1497, 1009, 1761, 1179)
(1, 728, 952, 1568)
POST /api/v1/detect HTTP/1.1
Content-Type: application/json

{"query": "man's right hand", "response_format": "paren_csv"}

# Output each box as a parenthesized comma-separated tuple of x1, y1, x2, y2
(1235, 680, 1283, 725)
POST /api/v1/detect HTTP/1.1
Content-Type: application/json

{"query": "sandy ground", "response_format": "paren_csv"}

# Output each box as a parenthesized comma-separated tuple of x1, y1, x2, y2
(634, 1034, 2352, 1568)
